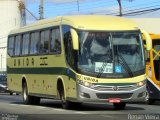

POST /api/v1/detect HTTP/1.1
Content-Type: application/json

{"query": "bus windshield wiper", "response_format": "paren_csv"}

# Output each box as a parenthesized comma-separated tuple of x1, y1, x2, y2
(117, 53, 133, 77)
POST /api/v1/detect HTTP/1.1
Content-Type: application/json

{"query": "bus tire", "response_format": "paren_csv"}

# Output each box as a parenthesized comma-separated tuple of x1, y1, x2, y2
(113, 102, 126, 110)
(57, 80, 72, 109)
(34, 96, 41, 105)
(22, 82, 34, 105)
(147, 99, 155, 105)
(146, 91, 155, 105)
(61, 93, 71, 109)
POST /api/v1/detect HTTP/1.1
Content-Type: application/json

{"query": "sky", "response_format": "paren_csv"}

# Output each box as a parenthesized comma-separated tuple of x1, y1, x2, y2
(25, 0, 160, 24)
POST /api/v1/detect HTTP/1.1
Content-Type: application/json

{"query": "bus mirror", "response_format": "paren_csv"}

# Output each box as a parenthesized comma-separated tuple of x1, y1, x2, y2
(141, 30, 152, 51)
(70, 28, 79, 50)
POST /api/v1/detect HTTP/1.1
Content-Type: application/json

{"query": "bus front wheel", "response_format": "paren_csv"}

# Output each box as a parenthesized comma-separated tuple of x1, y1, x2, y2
(113, 102, 126, 110)
(22, 82, 40, 105)
(147, 99, 155, 105)
(61, 93, 71, 109)
(57, 81, 72, 109)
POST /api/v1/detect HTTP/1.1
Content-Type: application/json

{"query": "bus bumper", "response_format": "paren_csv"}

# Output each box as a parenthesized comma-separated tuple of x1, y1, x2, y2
(77, 84, 147, 103)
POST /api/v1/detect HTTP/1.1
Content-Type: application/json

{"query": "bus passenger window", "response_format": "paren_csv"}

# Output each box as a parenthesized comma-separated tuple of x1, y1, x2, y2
(22, 33, 30, 55)
(30, 32, 39, 55)
(15, 35, 21, 56)
(50, 28, 61, 53)
(40, 30, 50, 54)
(8, 36, 15, 56)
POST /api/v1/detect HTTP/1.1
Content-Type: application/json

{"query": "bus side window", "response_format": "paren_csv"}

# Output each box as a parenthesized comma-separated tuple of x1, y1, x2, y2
(8, 36, 15, 56)
(30, 32, 39, 55)
(22, 33, 30, 55)
(40, 30, 50, 54)
(15, 35, 21, 56)
(50, 28, 61, 54)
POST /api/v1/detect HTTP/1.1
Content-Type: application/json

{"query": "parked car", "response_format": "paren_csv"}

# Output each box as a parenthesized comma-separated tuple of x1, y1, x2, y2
(0, 74, 13, 95)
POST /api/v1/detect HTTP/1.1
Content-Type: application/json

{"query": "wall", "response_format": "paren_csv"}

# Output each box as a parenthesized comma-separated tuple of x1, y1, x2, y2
(131, 18, 160, 34)
(0, 0, 21, 72)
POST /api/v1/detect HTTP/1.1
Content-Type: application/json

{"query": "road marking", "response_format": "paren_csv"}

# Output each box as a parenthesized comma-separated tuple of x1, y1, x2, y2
(53, 108, 65, 111)
(38, 106, 49, 109)
(74, 111, 88, 114)
(10, 103, 23, 106)
(9, 103, 88, 114)
(100, 115, 114, 118)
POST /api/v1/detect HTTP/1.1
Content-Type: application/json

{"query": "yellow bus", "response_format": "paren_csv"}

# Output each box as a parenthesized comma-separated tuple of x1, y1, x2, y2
(7, 15, 152, 110)
(144, 34, 160, 104)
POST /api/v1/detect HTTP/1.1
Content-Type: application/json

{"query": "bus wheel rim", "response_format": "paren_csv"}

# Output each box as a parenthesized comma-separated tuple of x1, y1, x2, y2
(23, 88, 27, 100)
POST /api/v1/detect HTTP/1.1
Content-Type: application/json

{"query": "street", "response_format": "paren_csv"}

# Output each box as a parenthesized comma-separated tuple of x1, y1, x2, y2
(0, 93, 160, 120)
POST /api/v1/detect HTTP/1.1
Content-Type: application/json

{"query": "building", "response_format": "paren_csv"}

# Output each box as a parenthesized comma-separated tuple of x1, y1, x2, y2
(131, 18, 160, 34)
(0, 0, 21, 73)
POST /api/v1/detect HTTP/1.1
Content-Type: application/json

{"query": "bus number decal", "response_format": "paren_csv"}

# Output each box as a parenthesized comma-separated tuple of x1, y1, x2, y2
(26, 58, 29, 66)
(13, 58, 35, 67)
(40, 57, 48, 66)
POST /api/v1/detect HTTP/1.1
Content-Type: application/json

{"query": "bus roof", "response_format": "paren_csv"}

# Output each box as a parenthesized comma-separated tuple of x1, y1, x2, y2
(9, 15, 139, 35)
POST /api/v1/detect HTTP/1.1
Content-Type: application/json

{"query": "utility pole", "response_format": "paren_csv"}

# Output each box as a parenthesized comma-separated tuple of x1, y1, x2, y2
(18, 0, 26, 26)
(117, 0, 122, 16)
(116, 0, 134, 16)
(77, 0, 79, 13)
(39, 0, 44, 19)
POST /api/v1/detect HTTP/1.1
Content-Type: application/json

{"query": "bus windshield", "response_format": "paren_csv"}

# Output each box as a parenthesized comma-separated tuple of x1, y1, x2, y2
(77, 31, 145, 78)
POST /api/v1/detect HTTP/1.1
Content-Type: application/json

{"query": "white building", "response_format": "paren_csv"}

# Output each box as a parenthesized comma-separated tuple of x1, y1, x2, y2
(0, 0, 21, 72)
(131, 18, 160, 34)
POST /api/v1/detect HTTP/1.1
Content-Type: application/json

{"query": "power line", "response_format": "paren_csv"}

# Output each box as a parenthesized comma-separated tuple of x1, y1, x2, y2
(43, 0, 160, 17)
(121, 7, 160, 16)
(16, 0, 38, 20)
(44, 1, 117, 11)
(50, 0, 114, 5)
(123, 5, 160, 13)
(25, 8, 39, 20)
(17, 0, 160, 21)
(123, 0, 160, 11)
(96, 3, 160, 16)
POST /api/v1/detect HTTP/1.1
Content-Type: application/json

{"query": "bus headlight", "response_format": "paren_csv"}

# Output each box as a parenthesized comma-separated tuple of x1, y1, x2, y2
(136, 80, 146, 87)
(78, 80, 94, 88)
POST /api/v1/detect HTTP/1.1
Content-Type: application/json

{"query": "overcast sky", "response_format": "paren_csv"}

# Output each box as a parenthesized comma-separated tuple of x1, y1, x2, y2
(25, 0, 160, 24)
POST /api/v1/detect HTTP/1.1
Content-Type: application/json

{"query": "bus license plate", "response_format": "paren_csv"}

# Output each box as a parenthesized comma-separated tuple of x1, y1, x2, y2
(108, 98, 121, 103)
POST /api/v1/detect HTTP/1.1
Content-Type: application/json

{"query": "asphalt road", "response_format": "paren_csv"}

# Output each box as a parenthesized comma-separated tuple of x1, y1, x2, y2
(0, 93, 160, 120)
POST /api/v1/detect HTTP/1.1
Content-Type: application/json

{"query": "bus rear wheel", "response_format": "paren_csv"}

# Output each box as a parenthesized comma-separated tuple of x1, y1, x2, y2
(113, 102, 126, 110)
(22, 82, 40, 105)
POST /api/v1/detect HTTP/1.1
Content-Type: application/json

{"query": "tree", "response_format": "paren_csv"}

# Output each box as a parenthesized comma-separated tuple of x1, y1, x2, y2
(117, 0, 134, 16)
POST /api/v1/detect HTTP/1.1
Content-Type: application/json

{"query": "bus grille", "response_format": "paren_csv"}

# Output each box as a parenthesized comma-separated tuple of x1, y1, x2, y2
(93, 85, 136, 91)
(96, 93, 133, 99)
